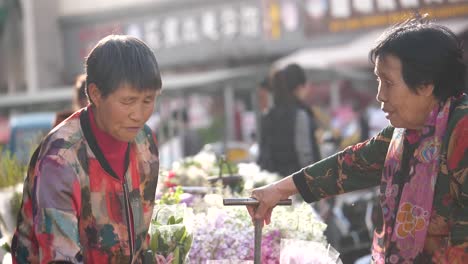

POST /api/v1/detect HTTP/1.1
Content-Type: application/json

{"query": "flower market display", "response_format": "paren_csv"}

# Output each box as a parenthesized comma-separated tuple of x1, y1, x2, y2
(151, 150, 340, 263)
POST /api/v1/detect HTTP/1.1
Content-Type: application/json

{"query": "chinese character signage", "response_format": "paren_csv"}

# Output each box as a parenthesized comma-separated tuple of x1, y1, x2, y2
(304, 0, 468, 36)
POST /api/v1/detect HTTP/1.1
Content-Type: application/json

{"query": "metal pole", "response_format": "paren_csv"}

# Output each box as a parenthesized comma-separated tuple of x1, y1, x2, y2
(223, 84, 235, 153)
(254, 219, 262, 264)
(223, 198, 292, 264)
(21, 0, 39, 94)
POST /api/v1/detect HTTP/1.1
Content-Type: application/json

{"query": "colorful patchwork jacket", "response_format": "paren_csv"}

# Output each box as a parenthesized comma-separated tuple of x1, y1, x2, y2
(12, 108, 159, 264)
(293, 94, 468, 263)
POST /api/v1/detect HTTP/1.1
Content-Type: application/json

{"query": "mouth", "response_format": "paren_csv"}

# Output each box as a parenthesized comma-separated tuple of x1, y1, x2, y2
(126, 127, 142, 132)
(381, 108, 393, 119)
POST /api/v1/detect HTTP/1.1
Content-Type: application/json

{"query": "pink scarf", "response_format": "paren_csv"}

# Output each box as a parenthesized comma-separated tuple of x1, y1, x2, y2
(372, 98, 453, 263)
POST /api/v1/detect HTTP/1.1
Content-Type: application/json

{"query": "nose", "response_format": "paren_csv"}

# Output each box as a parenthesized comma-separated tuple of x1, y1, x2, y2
(376, 84, 386, 103)
(129, 104, 144, 122)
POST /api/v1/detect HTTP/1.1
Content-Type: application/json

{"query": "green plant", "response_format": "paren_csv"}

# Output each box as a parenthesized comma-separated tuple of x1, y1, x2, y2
(197, 116, 223, 145)
(10, 191, 22, 218)
(158, 186, 184, 205)
(0, 147, 27, 188)
(150, 215, 193, 264)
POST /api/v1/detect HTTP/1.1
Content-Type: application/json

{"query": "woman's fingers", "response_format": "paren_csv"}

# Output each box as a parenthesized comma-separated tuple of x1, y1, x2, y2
(247, 205, 256, 219)
(265, 208, 273, 225)
(248, 185, 279, 225)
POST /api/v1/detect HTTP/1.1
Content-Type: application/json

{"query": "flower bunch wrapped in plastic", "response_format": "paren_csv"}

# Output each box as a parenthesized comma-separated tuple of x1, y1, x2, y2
(149, 203, 194, 264)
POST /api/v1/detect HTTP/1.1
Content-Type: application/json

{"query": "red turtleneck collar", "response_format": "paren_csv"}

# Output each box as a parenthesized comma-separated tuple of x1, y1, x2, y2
(88, 107, 128, 181)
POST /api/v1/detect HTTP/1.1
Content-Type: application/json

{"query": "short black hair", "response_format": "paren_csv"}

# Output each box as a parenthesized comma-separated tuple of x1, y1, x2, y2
(283, 63, 306, 92)
(85, 35, 162, 101)
(370, 15, 466, 101)
(271, 69, 294, 106)
(75, 74, 87, 103)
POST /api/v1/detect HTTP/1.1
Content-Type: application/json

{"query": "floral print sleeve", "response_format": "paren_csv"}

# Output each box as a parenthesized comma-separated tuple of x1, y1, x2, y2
(292, 126, 394, 203)
(34, 153, 82, 263)
(443, 107, 468, 262)
(13, 150, 82, 264)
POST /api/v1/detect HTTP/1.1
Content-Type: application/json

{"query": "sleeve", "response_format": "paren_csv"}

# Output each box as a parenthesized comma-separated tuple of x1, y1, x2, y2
(295, 110, 314, 167)
(446, 114, 468, 262)
(33, 154, 83, 263)
(292, 126, 394, 203)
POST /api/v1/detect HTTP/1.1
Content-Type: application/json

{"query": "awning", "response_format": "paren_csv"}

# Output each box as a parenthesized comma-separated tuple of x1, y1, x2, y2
(0, 64, 268, 109)
(274, 18, 468, 72)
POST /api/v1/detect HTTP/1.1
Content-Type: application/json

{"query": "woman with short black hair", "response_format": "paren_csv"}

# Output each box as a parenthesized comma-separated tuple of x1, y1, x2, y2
(13, 35, 162, 263)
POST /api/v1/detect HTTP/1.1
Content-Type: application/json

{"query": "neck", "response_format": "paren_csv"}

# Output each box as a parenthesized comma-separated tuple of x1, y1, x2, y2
(415, 98, 440, 130)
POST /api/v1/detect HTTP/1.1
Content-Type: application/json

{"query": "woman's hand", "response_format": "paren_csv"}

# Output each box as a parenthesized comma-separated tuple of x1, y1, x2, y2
(247, 176, 298, 225)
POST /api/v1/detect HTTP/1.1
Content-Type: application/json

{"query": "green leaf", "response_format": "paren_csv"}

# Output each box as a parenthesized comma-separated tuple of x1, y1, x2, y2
(173, 246, 180, 264)
(183, 234, 193, 253)
(1, 242, 11, 253)
(150, 232, 159, 252)
(167, 215, 175, 225)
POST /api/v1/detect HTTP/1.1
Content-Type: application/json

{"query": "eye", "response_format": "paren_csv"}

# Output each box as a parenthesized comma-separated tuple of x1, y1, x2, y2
(143, 96, 156, 104)
(121, 98, 135, 105)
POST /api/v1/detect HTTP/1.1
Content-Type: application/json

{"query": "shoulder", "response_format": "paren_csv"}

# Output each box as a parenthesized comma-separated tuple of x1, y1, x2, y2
(134, 124, 159, 155)
(37, 111, 86, 163)
(445, 94, 467, 170)
(448, 94, 468, 125)
(296, 108, 309, 119)
(446, 94, 468, 142)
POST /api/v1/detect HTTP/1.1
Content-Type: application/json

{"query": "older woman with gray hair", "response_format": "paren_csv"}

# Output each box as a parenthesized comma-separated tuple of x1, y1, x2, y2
(248, 16, 467, 263)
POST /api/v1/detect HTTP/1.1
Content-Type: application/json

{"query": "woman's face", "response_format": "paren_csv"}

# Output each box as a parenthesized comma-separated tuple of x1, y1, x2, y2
(90, 83, 159, 142)
(374, 54, 436, 130)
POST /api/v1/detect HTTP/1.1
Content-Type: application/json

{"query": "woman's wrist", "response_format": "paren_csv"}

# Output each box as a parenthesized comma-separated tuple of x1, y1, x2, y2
(272, 176, 298, 200)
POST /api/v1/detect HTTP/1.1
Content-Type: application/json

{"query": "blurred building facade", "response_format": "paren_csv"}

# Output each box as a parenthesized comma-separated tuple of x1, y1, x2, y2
(0, 0, 467, 137)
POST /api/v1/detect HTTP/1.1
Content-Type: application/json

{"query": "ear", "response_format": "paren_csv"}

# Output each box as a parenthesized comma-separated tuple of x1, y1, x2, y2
(87, 83, 101, 107)
(418, 83, 434, 97)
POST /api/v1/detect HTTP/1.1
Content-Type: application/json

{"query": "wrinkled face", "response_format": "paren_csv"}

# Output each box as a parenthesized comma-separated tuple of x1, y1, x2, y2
(374, 54, 435, 129)
(90, 83, 159, 142)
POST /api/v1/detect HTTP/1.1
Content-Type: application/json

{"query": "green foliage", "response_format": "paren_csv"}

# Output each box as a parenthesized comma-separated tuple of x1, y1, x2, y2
(1, 241, 11, 253)
(158, 186, 184, 205)
(10, 191, 22, 218)
(0, 147, 27, 188)
(150, 214, 193, 264)
(197, 116, 223, 145)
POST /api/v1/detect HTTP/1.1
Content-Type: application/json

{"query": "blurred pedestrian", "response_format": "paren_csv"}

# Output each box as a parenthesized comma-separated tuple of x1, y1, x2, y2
(257, 76, 272, 114)
(248, 16, 467, 263)
(12, 35, 162, 263)
(258, 64, 321, 176)
(53, 74, 89, 127)
(181, 108, 203, 157)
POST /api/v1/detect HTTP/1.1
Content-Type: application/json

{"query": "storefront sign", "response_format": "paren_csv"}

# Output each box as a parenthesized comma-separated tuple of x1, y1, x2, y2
(305, 0, 468, 35)
(62, 0, 306, 80)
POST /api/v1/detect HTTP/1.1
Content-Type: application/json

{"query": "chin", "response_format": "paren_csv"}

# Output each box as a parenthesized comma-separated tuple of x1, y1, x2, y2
(388, 119, 402, 128)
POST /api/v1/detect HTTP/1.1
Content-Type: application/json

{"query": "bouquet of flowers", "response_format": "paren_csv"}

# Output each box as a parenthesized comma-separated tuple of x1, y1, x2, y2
(149, 203, 194, 264)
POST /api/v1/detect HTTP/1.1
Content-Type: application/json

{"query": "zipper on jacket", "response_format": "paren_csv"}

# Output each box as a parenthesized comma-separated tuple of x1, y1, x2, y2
(123, 181, 135, 262)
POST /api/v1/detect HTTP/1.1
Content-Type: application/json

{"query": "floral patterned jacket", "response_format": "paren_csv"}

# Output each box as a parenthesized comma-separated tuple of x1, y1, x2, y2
(12, 108, 159, 264)
(293, 95, 467, 263)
